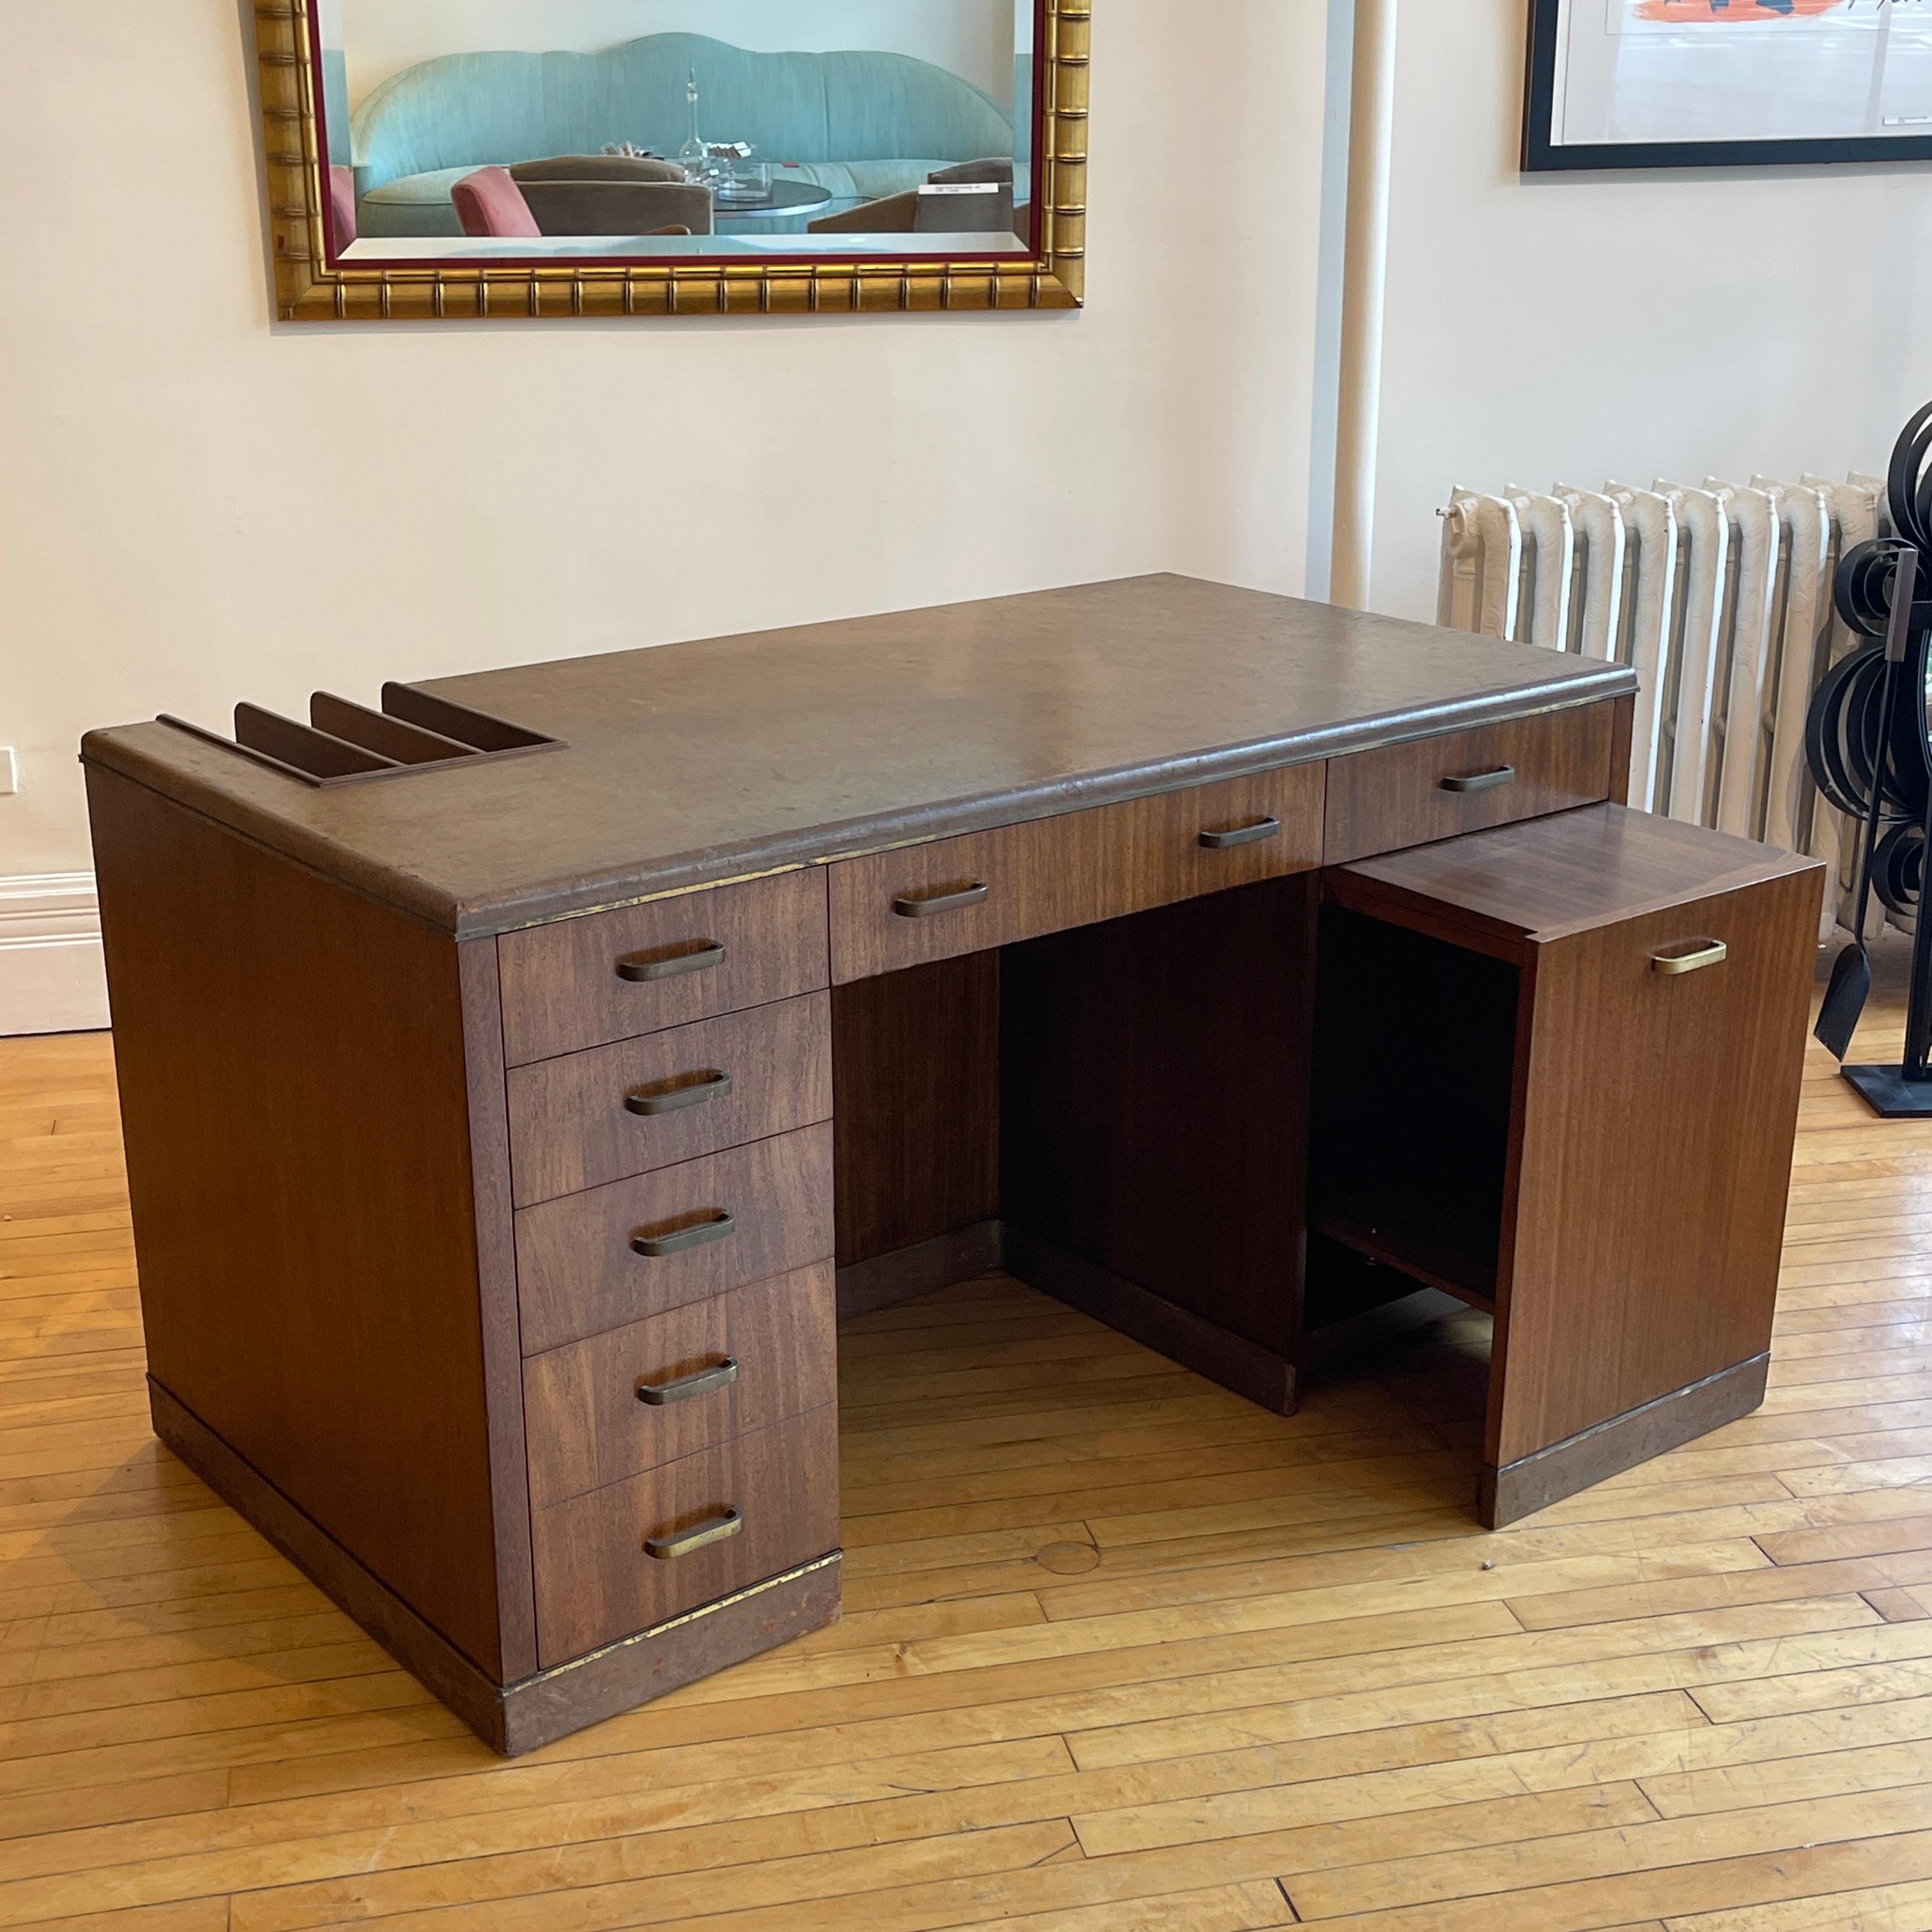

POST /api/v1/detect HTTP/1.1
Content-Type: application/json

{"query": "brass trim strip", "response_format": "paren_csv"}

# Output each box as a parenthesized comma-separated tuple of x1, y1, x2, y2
(510, 1552, 841, 1690)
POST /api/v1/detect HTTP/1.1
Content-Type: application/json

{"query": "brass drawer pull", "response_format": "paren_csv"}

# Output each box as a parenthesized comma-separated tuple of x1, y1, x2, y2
(638, 1356, 739, 1406)
(1652, 939, 1729, 977)
(1440, 765, 1517, 794)
(631, 1209, 737, 1259)
(616, 941, 726, 984)
(893, 882, 990, 919)
(645, 1507, 742, 1561)
(625, 1069, 733, 1116)
(1199, 816, 1282, 851)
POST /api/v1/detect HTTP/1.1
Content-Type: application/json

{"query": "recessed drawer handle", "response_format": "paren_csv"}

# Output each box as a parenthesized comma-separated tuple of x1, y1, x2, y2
(631, 1210, 737, 1259)
(893, 882, 990, 919)
(1440, 765, 1517, 794)
(617, 941, 726, 984)
(645, 1507, 742, 1561)
(638, 1356, 739, 1406)
(1199, 816, 1282, 851)
(625, 1070, 733, 1116)
(1652, 939, 1729, 976)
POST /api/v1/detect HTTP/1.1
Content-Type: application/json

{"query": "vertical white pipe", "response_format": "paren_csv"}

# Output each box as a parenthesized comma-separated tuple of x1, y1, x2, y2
(1330, 0, 1399, 612)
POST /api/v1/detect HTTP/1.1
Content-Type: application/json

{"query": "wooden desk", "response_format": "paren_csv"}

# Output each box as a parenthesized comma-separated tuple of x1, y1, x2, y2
(80, 574, 1821, 1754)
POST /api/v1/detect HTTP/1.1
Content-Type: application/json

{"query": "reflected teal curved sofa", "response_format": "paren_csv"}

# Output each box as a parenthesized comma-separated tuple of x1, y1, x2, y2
(351, 33, 1016, 238)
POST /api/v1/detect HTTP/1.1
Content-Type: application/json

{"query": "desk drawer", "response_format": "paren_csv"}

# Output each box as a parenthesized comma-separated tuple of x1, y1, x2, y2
(829, 762, 1324, 983)
(532, 1404, 840, 1667)
(507, 992, 832, 1207)
(524, 1263, 836, 1510)
(497, 870, 829, 1068)
(1322, 703, 1615, 866)
(516, 1123, 834, 1354)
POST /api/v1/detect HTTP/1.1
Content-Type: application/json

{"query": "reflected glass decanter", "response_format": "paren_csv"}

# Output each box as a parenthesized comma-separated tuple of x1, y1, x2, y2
(677, 70, 710, 183)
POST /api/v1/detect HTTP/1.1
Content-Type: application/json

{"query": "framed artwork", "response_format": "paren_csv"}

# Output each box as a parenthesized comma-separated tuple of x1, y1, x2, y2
(251, 0, 1087, 323)
(1524, 0, 1932, 171)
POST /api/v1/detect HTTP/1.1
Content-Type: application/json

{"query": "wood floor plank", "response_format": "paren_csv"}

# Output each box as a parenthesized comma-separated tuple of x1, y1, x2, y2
(1282, 1784, 1932, 1920)
(1667, 1874, 1932, 1930)
(225, 1788, 1643, 1932)
(1300, 1829, 1932, 1930)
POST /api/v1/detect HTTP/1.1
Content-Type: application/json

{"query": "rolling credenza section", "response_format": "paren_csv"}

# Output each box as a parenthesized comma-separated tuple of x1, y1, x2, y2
(81, 574, 1821, 1753)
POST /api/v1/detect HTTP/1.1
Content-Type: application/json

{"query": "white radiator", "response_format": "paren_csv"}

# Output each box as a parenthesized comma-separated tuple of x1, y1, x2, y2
(1438, 473, 1887, 941)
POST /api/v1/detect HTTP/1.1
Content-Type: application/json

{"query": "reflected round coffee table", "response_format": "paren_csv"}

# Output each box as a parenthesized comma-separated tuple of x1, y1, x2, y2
(712, 178, 834, 231)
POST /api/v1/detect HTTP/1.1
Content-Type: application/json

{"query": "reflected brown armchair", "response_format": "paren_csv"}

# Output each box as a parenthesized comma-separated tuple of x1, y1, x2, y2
(507, 157, 713, 237)
(808, 181, 1015, 237)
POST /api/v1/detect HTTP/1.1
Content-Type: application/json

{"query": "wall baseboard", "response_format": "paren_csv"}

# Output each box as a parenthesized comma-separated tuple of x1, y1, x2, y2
(0, 873, 109, 1036)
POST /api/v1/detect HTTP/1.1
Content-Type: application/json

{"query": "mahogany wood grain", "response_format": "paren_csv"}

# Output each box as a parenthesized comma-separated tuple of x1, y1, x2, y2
(524, 1263, 836, 1509)
(531, 1403, 841, 1666)
(1607, 694, 1636, 808)
(1322, 703, 1616, 866)
(832, 954, 1000, 1269)
(497, 870, 830, 1067)
(1328, 804, 1824, 962)
(86, 766, 515, 1680)
(1000, 876, 1320, 1365)
(1491, 864, 1822, 1478)
(827, 762, 1326, 983)
(515, 1123, 834, 1355)
(505, 992, 832, 1206)
(457, 939, 539, 1681)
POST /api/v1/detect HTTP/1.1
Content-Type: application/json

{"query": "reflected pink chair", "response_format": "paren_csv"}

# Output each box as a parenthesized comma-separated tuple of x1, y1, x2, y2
(451, 167, 542, 239)
(328, 165, 356, 249)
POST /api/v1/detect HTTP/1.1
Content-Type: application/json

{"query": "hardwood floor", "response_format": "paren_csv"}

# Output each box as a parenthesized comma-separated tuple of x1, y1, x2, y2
(8, 952, 1932, 1929)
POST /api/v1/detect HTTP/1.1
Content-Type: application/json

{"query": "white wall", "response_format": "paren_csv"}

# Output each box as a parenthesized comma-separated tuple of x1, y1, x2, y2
(339, 2, 1017, 109)
(1368, 1, 1932, 621)
(0, 0, 1328, 895)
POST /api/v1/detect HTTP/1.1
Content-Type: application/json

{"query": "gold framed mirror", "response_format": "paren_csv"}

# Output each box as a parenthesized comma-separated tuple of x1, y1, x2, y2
(252, 2, 1087, 322)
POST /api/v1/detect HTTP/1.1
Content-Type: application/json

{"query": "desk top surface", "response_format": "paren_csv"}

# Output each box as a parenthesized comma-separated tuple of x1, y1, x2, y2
(82, 574, 1636, 938)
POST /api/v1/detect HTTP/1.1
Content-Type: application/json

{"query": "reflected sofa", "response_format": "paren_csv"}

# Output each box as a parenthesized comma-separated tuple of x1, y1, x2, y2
(349, 33, 1016, 239)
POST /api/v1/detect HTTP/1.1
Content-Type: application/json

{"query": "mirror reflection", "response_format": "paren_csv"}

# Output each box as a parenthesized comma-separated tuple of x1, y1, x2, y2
(314, 3, 1039, 263)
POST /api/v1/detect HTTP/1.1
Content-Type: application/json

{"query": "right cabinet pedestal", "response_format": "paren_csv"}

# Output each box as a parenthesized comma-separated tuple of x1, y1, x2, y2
(1310, 804, 1825, 1527)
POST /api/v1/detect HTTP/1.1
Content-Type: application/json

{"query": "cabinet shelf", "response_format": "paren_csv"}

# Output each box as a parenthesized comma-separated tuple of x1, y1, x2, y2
(1310, 1206, 1497, 1316)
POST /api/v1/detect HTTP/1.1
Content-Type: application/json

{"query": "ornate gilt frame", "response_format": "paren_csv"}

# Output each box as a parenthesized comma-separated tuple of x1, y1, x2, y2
(252, 2, 1087, 322)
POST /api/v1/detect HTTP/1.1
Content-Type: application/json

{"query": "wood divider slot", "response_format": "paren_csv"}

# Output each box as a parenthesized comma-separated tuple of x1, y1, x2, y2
(156, 684, 564, 788)
(381, 682, 557, 754)
(310, 693, 478, 766)
(234, 704, 400, 780)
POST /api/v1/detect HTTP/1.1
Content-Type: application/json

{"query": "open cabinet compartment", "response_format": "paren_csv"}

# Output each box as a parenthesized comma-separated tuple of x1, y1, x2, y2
(1312, 803, 1823, 1524)
(1306, 905, 1519, 1324)
(158, 682, 562, 788)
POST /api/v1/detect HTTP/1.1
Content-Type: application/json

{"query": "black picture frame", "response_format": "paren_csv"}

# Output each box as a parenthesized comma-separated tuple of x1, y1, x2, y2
(1522, 0, 1932, 172)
